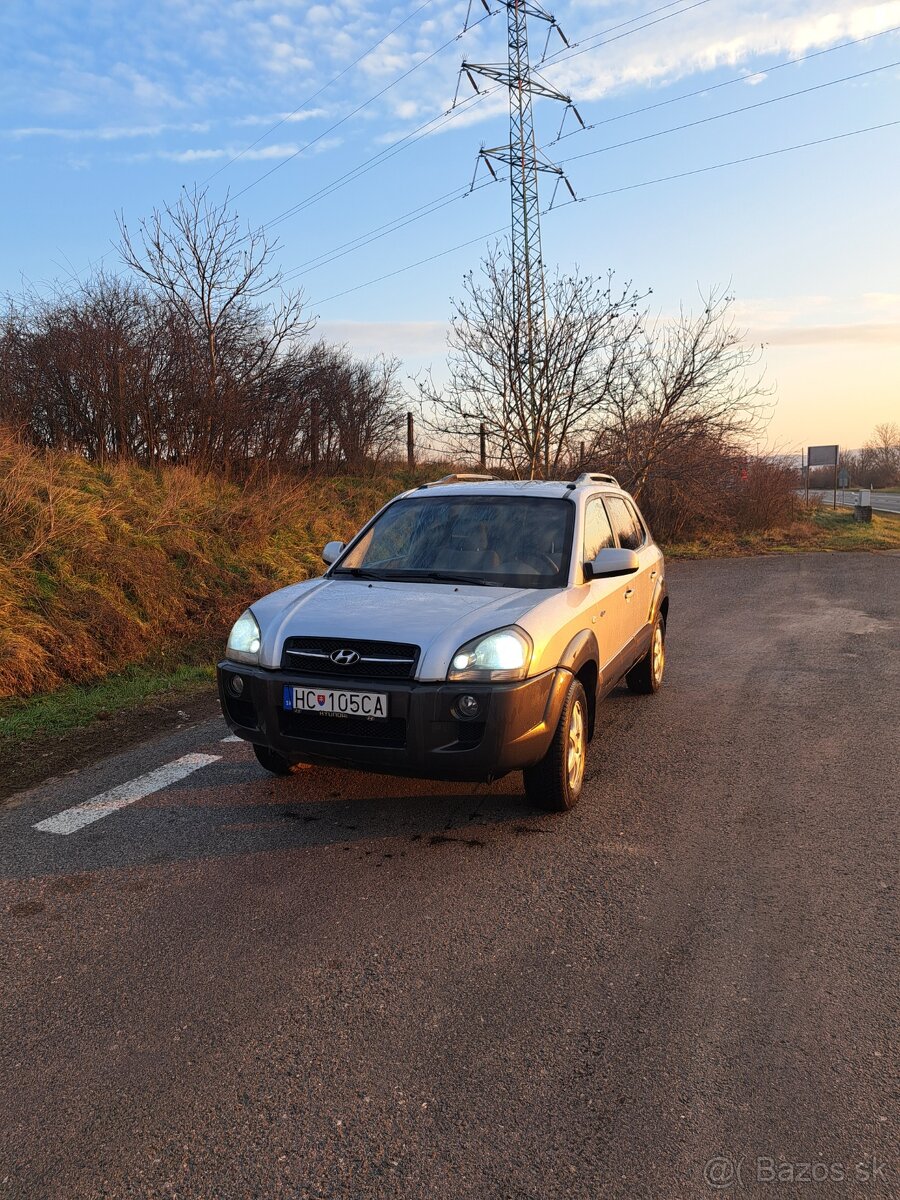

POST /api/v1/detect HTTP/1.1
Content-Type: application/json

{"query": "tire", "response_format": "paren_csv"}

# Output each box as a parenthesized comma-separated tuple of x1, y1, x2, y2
(523, 679, 588, 812)
(253, 743, 294, 776)
(626, 613, 666, 695)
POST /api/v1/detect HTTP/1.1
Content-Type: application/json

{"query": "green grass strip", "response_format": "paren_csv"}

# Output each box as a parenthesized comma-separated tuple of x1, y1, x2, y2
(0, 663, 215, 744)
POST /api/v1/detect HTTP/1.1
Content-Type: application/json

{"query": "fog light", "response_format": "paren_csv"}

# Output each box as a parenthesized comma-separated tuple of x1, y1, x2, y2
(229, 674, 244, 697)
(455, 694, 481, 720)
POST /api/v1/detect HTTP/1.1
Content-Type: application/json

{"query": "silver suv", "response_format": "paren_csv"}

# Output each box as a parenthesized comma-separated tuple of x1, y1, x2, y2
(218, 473, 667, 811)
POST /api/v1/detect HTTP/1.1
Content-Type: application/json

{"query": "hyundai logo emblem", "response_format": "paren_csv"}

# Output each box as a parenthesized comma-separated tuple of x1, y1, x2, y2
(330, 648, 360, 666)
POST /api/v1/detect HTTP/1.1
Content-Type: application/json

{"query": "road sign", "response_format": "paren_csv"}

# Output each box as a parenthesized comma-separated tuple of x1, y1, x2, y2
(838, 467, 850, 489)
(808, 445, 839, 467)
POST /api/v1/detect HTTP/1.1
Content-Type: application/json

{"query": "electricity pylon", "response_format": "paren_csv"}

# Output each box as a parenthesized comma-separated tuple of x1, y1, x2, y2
(459, 0, 581, 475)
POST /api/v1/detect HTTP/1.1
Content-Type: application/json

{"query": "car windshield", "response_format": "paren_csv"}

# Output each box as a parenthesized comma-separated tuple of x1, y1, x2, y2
(333, 494, 575, 589)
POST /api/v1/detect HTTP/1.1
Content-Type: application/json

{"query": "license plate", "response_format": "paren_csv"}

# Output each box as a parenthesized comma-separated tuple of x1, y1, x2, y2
(283, 686, 388, 719)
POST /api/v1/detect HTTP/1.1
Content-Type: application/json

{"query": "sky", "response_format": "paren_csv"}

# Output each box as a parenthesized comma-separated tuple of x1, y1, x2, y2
(1, 0, 898, 454)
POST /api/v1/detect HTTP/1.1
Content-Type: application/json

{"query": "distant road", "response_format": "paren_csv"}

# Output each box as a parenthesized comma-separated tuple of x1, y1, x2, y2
(808, 488, 900, 514)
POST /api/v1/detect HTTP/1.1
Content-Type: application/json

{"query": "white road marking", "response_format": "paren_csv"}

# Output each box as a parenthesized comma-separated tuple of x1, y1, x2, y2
(220, 735, 243, 743)
(33, 754, 221, 836)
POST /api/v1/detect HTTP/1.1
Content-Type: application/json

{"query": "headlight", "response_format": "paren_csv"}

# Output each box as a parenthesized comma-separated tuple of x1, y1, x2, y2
(226, 609, 261, 665)
(447, 627, 533, 683)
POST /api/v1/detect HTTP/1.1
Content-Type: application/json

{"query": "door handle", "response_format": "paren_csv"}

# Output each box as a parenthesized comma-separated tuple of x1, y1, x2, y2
(624, 588, 634, 600)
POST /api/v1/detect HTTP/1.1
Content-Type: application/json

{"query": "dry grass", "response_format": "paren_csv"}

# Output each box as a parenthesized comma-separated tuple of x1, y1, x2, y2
(666, 508, 900, 559)
(0, 430, 409, 699)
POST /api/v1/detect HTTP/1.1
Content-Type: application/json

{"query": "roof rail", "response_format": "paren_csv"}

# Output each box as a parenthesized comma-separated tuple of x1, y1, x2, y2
(417, 473, 497, 489)
(573, 472, 620, 487)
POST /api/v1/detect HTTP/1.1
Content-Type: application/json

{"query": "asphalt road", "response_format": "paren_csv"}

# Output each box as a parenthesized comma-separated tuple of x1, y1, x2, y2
(808, 489, 900, 515)
(2, 553, 898, 1200)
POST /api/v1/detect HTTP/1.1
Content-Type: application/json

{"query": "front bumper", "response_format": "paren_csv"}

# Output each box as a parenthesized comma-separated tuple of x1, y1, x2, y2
(217, 661, 571, 782)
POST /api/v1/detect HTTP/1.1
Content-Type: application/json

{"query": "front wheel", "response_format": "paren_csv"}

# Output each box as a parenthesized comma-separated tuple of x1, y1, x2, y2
(253, 743, 294, 776)
(626, 613, 666, 694)
(523, 679, 588, 812)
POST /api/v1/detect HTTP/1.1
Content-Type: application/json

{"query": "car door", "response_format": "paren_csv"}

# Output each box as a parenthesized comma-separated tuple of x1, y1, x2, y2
(602, 495, 656, 648)
(582, 494, 631, 668)
(626, 497, 664, 627)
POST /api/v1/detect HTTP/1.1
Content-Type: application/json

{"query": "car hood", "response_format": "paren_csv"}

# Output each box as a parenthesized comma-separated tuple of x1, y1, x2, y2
(251, 576, 546, 680)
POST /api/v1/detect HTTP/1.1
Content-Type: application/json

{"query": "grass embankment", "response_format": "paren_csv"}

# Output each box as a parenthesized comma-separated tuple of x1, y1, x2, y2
(0, 431, 412, 757)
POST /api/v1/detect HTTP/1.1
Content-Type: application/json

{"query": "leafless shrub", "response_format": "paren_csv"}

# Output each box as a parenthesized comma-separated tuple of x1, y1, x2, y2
(415, 246, 645, 478)
(0, 194, 403, 475)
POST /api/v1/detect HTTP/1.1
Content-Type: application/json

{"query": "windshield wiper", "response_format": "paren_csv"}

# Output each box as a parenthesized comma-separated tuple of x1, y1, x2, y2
(333, 567, 490, 586)
(331, 567, 393, 581)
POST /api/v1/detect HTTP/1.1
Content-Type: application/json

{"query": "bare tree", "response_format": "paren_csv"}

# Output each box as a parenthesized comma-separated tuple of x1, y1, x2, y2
(592, 289, 771, 500)
(0, 270, 403, 476)
(417, 246, 644, 478)
(118, 186, 312, 470)
(859, 421, 900, 486)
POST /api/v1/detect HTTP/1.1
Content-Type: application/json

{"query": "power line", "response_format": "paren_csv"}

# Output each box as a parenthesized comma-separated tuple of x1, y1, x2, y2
(307, 118, 900, 306)
(310, 222, 507, 306)
(202, 0, 436, 185)
(284, 53, 899, 283)
(264, 87, 498, 230)
(572, 117, 900, 203)
(256, 0, 715, 232)
(557, 58, 900, 165)
(228, 1, 892, 293)
(542, 0, 715, 70)
(228, 10, 492, 203)
(552, 23, 900, 143)
(283, 178, 497, 281)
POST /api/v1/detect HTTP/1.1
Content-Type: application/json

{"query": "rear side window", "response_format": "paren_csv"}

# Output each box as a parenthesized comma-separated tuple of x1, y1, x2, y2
(604, 496, 645, 551)
(583, 497, 615, 562)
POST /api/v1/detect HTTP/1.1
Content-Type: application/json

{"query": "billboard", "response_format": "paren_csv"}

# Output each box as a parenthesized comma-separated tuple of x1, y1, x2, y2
(808, 445, 839, 468)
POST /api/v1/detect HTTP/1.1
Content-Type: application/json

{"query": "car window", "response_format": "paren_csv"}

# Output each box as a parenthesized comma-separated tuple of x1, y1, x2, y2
(604, 496, 645, 551)
(626, 499, 651, 544)
(335, 495, 576, 590)
(583, 496, 615, 562)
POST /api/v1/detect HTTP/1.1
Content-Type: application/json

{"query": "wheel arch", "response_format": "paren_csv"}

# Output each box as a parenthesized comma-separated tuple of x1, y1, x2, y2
(557, 629, 600, 738)
(650, 580, 669, 626)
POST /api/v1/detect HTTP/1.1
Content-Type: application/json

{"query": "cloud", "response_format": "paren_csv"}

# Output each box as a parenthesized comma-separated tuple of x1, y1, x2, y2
(317, 319, 449, 356)
(748, 323, 900, 345)
(6, 0, 898, 189)
(3, 121, 211, 141)
(544, 0, 900, 106)
(861, 291, 900, 312)
(149, 141, 306, 163)
(233, 108, 328, 127)
(736, 291, 900, 345)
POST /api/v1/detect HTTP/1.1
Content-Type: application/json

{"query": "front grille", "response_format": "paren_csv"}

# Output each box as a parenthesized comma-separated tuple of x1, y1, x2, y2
(281, 636, 419, 680)
(279, 710, 407, 749)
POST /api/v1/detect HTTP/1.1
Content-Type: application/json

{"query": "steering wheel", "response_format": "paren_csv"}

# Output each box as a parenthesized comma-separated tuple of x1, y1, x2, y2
(520, 551, 559, 575)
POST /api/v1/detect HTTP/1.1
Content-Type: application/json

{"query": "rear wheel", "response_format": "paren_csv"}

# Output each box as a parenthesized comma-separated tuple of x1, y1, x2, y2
(253, 743, 293, 776)
(626, 613, 665, 694)
(523, 679, 588, 812)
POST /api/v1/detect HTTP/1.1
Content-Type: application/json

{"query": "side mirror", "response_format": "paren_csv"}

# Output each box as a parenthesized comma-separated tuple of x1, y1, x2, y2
(322, 540, 345, 565)
(585, 547, 639, 580)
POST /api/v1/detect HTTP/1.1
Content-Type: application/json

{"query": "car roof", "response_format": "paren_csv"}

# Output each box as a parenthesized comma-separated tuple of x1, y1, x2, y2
(402, 479, 629, 502)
